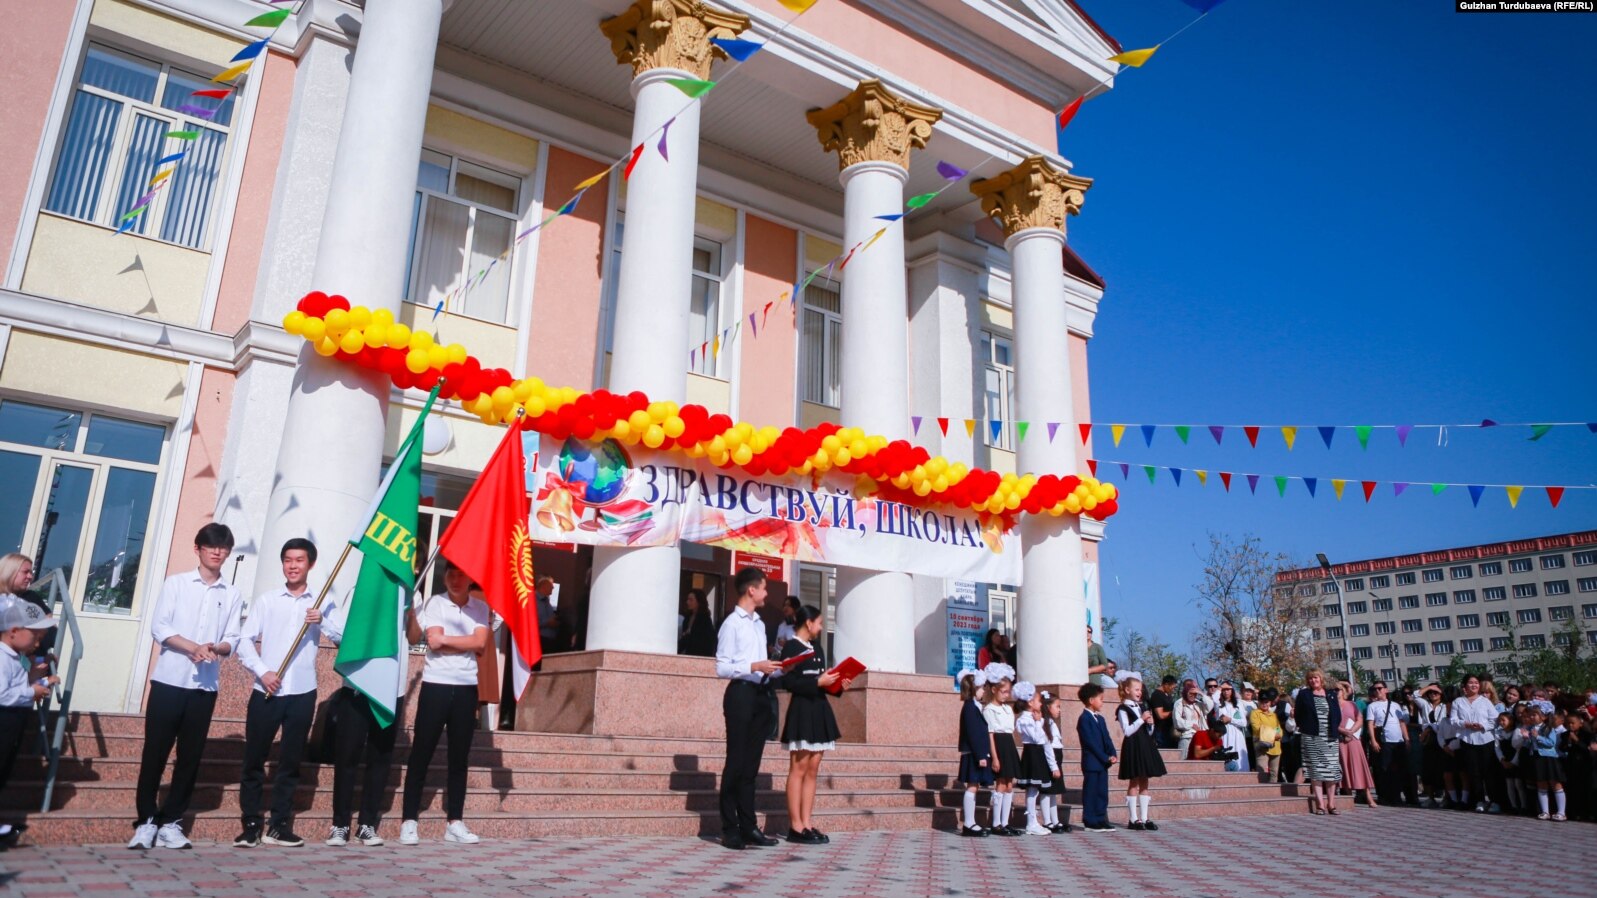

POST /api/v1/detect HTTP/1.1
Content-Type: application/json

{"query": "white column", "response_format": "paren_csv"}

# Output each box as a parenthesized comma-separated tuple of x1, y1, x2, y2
(1010, 227, 1086, 685)
(255, 0, 443, 598)
(586, 67, 703, 654)
(830, 160, 916, 673)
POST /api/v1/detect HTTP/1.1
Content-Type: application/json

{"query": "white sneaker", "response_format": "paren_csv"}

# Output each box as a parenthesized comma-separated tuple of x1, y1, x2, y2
(444, 820, 480, 844)
(357, 825, 384, 847)
(155, 822, 191, 850)
(1474, 802, 1488, 813)
(325, 826, 349, 847)
(1025, 822, 1051, 836)
(399, 820, 419, 846)
(127, 822, 158, 850)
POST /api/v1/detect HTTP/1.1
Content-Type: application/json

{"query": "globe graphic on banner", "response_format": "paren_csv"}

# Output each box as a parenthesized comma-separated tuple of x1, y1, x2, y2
(558, 437, 630, 506)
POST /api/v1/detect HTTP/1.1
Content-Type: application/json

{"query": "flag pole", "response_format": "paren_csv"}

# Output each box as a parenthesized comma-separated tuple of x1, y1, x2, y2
(266, 541, 355, 691)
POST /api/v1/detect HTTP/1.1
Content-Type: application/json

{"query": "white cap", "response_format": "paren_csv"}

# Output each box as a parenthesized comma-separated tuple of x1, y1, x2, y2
(1012, 681, 1035, 702)
(0, 594, 54, 631)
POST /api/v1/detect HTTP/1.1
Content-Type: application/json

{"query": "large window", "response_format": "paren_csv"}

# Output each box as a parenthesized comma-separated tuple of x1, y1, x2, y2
(0, 399, 165, 614)
(801, 278, 842, 407)
(1461, 639, 1483, 653)
(688, 239, 727, 378)
(405, 149, 521, 323)
(1479, 561, 1503, 576)
(980, 331, 1016, 451)
(44, 44, 234, 249)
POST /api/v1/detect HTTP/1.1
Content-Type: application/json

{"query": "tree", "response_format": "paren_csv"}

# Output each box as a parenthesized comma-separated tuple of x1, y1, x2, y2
(1191, 532, 1327, 691)
(1116, 629, 1192, 685)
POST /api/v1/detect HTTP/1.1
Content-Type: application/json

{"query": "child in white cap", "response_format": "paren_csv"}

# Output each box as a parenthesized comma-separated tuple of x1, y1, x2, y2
(0, 594, 58, 845)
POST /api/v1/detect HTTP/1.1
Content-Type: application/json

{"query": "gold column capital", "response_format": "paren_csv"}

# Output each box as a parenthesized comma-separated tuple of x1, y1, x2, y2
(969, 155, 1092, 236)
(600, 0, 750, 81)
(805, 79, 943, 172)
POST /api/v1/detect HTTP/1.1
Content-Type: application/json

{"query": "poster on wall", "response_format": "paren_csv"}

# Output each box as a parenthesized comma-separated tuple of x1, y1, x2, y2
(1082, 561, 1100, 630)
(528, 435, 1022, 584)
(945, 580, 986, 678)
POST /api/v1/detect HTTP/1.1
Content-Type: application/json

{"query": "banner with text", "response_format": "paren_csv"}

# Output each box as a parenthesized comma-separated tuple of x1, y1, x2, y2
(529, 436, 1021, 584)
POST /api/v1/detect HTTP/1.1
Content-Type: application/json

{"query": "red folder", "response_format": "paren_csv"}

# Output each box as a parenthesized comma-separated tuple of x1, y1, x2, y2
(822, 656, 865, 695)
(779, 648, 815, 670)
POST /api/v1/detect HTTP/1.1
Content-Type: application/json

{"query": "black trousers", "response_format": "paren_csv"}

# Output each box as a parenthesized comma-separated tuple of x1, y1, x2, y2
(1373, 738, 1415, 805)
(331, 687, 398, 829)
(401, 683, 478, 821)
(719, 680, 775, 836)
(239, 690, 315, 829)
(0, 706, 29, 800)
(135, 682, 216, 826)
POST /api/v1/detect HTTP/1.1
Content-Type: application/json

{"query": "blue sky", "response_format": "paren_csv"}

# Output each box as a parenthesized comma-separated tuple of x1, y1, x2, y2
(1061, 1, 1597, 653)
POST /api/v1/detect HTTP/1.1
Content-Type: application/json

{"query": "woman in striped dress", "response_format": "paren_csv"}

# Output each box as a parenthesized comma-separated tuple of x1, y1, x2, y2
(1293, 670, 1344, 815)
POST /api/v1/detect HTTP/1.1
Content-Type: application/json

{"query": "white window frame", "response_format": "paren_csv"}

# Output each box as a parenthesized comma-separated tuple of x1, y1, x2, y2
(799, 274, 843, 408)
(599, 218, 731, 383)
(688, 236, 728, 380)
(404, 148, 524, 324)
(979, 330, 1016, 452)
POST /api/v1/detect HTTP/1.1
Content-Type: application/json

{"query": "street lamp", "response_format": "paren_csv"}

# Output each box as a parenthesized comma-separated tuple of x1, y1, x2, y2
(1318, 553, 1357, 685)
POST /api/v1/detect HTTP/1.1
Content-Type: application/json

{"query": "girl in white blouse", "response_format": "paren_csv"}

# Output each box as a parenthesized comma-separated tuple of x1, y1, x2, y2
(981, 665, 1019, 835)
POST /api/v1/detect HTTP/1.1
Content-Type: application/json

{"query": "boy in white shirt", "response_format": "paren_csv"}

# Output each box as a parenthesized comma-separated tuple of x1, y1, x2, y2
(129, 524, 243, 851)
(233, 538, 329, 849)
(0, 595, 58, 846)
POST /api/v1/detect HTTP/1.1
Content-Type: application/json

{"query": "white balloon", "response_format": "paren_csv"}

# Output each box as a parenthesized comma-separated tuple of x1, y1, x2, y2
(422, 416, 453, 455)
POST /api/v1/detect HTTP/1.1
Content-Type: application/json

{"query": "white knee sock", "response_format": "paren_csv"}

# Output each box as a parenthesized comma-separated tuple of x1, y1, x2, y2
(1538, 790, 1550, 814)
(962, 790, 978, 828)
(1126, 795, 1139, 822)
(994, 791, 1010, 828)
(1026, 788, 1039, 824)
(1041, 794, 1056, 826)
(1554, 789, 1566, 816)
(1139, 794, 1150, 821)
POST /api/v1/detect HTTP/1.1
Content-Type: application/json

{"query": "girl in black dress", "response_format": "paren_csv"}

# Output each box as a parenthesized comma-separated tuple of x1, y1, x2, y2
(779, 605, 850, 844)
(955, 669, 993, 836)
(1116, 677, 1167, 831)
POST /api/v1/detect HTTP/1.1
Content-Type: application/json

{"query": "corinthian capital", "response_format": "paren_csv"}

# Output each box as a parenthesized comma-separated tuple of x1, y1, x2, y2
(969, 156, 1091, 236)
(805, 80, 943, 171)
(600, 0, 750, 80)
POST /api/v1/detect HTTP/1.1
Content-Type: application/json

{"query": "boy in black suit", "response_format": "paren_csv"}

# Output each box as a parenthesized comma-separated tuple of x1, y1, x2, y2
(1076, 683, 1117, 832)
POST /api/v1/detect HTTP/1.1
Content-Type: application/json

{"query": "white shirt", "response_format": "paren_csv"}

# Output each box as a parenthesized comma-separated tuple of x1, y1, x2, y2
(981, 702, 1015, 735)
(1366, 699, 1409, 741)
(1449, 694, 1497, 746)
(1016, 714, 1060, 775)
(418, 593, 491, 686)
(715, 605, 769, 683)
(148, 570, 243, 692)
(236, 586, 332, 697)
(0, 643, 35, 708)
(1117, 701, 1147, 736)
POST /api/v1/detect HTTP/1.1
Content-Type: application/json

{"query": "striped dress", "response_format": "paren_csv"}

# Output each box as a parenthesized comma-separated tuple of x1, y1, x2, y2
(1301, 693, 1343, 783)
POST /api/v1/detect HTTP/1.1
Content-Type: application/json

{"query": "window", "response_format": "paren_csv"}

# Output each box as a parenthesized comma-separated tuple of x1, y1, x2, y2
(1574, 550, 1595, 566)
(1461, 639, 1484, 653)
(1541, 555, 1565, 570)
(1457, 614, 1480, 629)
(1546, 580, 1570, 596)
(1311, 627, 1321, 641)
(1325, 625, 1344, 639)
(1352, 646, 1373, 660)
(1407, 666, 1431, 679)
(1347, 600, 1367, 615)
(1402, 619, 1422, 633)
(688, 239, 727, 377)
(1549, 605, 1573, 621)
(1513, 583, 1538, 599)
(1428, 616, 1450, 631)
(1404, 643, 1426, 656)
(1483, 586, 1506, 601)
(406, 150, 522, 323)
(1487, 611, 1510, 628)
(1453, 589, 1476, 604)
(1399, 595, 1420, 609)
(1331, 648, 1347, 661)
(1590, 632, 1597, 646)
(1322, 582, 1338, 595)
(1554, 632, 1576, 647)
(801, 277, 842, 407)
(1509, 558, 1533, 573)
(1517, 608, 1541, 625)
(1490, 636, 1512, 651)
(1379, 644, 1397, 658)
(980, 331, 1016, 450)
(1479, 561, 1503, 576)
(1426, 592, 1448, 607)
(0, 399, 164, 614)
(1350, 624, 1370, 637)
(1370, 575, 1390, 589)
(44, 44, 234, 249)
(1579, 578, 1597, 593)
(1450, 565, 1472, 580)
(1396, 572, 1416, 586)
(1323, 603, 1341, 617)
(1345, 578, 1365, 591)
(1520, 634, 1545, 649)
(1373, 597, 1393, 612)
(1584, 603, 1597, 618)
(1422, 569, 1444, 583)
(1298, 584, 1316, 597)
(1375, 621, 1395, 635)
(1432, 641, 1454, 655)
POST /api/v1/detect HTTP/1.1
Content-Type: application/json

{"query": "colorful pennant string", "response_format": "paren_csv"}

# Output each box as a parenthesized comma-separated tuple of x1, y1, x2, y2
(709, 37, 763, 61)
(666, 78, 716, 98)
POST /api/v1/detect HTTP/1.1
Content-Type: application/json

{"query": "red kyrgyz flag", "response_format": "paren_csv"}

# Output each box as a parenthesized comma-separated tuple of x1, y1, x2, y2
(438, 422, 541, 696)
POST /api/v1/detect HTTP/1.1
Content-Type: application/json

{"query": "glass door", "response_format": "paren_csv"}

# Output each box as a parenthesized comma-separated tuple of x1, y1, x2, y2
(30, 460, 98, 608)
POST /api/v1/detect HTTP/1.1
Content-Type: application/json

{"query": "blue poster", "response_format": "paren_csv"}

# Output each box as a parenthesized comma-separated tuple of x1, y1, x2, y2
(945, 580, 986, 678)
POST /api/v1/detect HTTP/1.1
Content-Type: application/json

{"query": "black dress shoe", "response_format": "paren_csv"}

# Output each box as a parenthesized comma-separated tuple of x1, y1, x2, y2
(1128, 821, 1145, 831)
(722, 834, 746, 850)
(959, 825, 988, 837)
(741, 829, 780, 847)
(1142, 820, 1159, 832)
(784, 830, 817, 844)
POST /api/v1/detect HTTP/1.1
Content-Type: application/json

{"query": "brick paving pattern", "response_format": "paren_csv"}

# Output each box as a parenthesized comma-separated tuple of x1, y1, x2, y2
(0, 808, 1565, 898)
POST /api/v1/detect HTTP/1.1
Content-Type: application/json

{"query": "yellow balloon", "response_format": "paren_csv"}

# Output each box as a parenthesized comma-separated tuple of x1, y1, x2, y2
(300, 318, 325, 343)
(732, 444, 753, 465)
(372, 308, 395, 327)
(364, 323, 389, 349)
(447, 344, 468, 365)
(644, 424, 666, 449)
(491, 386, 515, 410)
(932, 475, 948, 492)
(349, 307, 372, 329)
(647, 402, 670, 424)
(834, 449, 852, 466)
(426, 345, 448, 370)
(913, 479, 932, 497)
(1083, 496, 1098, 511)
(610, 419, 631, 440)
(722, 429, 744, 450)
(820, 435, 841, 453)
(405, 349, 429, 374)
(711, 451, 730, 467)
(709, 436, 727, 455)
(663, 416, 685, 439)
(323, 308, 349, 335)
(387, 324, 411, 349)
(409, 331, 433, 351)
(339, 331, 364, 354)
(314, 337, 339, 357)
(524, 396, 546, 418)
(628, 410, 652, 432)
(892, 473, 911, 489)
(282, 311, 306, 335)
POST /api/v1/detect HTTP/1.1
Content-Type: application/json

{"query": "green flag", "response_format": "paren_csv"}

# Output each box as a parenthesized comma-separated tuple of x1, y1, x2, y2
(335, 387, 439, 727)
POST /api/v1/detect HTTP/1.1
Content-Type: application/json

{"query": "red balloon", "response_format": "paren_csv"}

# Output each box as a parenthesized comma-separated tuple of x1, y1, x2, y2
(326, 294, 351, 312)
(572, 418, 596, 440)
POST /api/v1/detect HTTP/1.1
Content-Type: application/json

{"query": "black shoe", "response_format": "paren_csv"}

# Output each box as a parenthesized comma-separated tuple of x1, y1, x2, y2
(1142, 820, 1159, 832)
(740, 829, 779, 847)
(805, 828, 830, 844)
(959, 825, 988, 837)
(1128, 821, 1145, 831)
(785, 830, 818, 844)
(990, 825, 1015, 836)
(1085, 823, 1117, 833)
(263, 826, 304, 848)
(721, 834, 746, 850)
(1049, 823, 1070, 834)
(232, 824, 262, 848)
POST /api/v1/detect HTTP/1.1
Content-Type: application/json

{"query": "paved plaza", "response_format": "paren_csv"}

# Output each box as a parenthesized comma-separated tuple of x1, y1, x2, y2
(0, 808, 1576, 898)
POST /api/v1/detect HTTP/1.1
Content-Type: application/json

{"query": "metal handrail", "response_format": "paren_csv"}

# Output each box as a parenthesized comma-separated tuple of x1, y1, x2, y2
(32, 569, 84, 813)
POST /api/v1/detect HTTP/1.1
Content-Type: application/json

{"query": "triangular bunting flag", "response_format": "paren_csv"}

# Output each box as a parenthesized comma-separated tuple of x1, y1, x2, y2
(861, 228, 888, 251)
(1209, 425, 1224, 445)
(964, 419, 977, 438)
(1332, 479, 1347, 501)
(1318, 426, 1336, 449)
(148, 169, 172, 187)
(874, 213, 905, 222)
(155, 152, 186, 166)
(748, 312, 757, 337)
(1396, 424, 1412, 447)
(1140, 424, 1156, 447)
(1528, 424, 1552, 441)
(1355, 425, 1372, 449)
(911, 416, 923, 435)
(245, 8, 292, 28)
(1362, 481, 1377, 502)
(1505, 486, 1523, 508)
(937, 417, 949, 436)
(709, 37, 763, 61)
(906, 192, 938, 209)
(1304, 477, 1317, 498)
(1118, 463, 1130, 480)
(1109, 46, 1159, 67)
(1143, 465, 1157, 484)
(989, 419, 1002, 442)
(711, 334, 720, 357)
(1244, 425, 1260, 447)
(1016, 422, 1029, 442)
(212, 62, 252, 83)
(1431, 483, 1448, 496)
(1467, 485, 1485, 507)
(1111, 424, 1126, 447)
(1393, 482, 1409, 497)
(779, 0, 819, 11)
(623, 143, 646, 180)
(191, 88, 231, 99)
(1274, 476, 1288, 497)
(1480, 419, 1498, 428)
(936, 161, 968, 180)
(165, 130, 200, 141)
(658, 117, 673, 161)
(1170, 467, 1183, 486)
(689, 349, 696, 368)
(1047, 422, 1060, 443)
(1174, 425, 1190, 444)
(1055, 96, 1084, 155)
(1079, 423, 1092, 444)
(1588, 423, 1597, 433)
(1220, 472, 1233, 491)
(1195, 470, 1208, 486)
(666, 78, 716, 98)
(1281, 426, 1297, 450)
(1247, 474, 1260, 494)
(231, 38, 270, 62)
(1546, 486, 1564, 508)
(1087, 459, 1098, 477)
(1178, 0, 1230, 13)
(575, 170, 609, 191)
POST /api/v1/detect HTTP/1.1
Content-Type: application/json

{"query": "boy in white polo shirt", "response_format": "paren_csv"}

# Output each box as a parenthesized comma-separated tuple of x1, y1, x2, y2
(1, 594, 57, 846)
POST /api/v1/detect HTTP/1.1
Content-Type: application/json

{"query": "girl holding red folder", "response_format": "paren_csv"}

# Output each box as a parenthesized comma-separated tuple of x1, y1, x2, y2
(779, 605, 853, 844)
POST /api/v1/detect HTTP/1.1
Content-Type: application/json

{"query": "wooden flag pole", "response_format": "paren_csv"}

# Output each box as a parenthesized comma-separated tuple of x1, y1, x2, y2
(266, 541, 355, 692)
